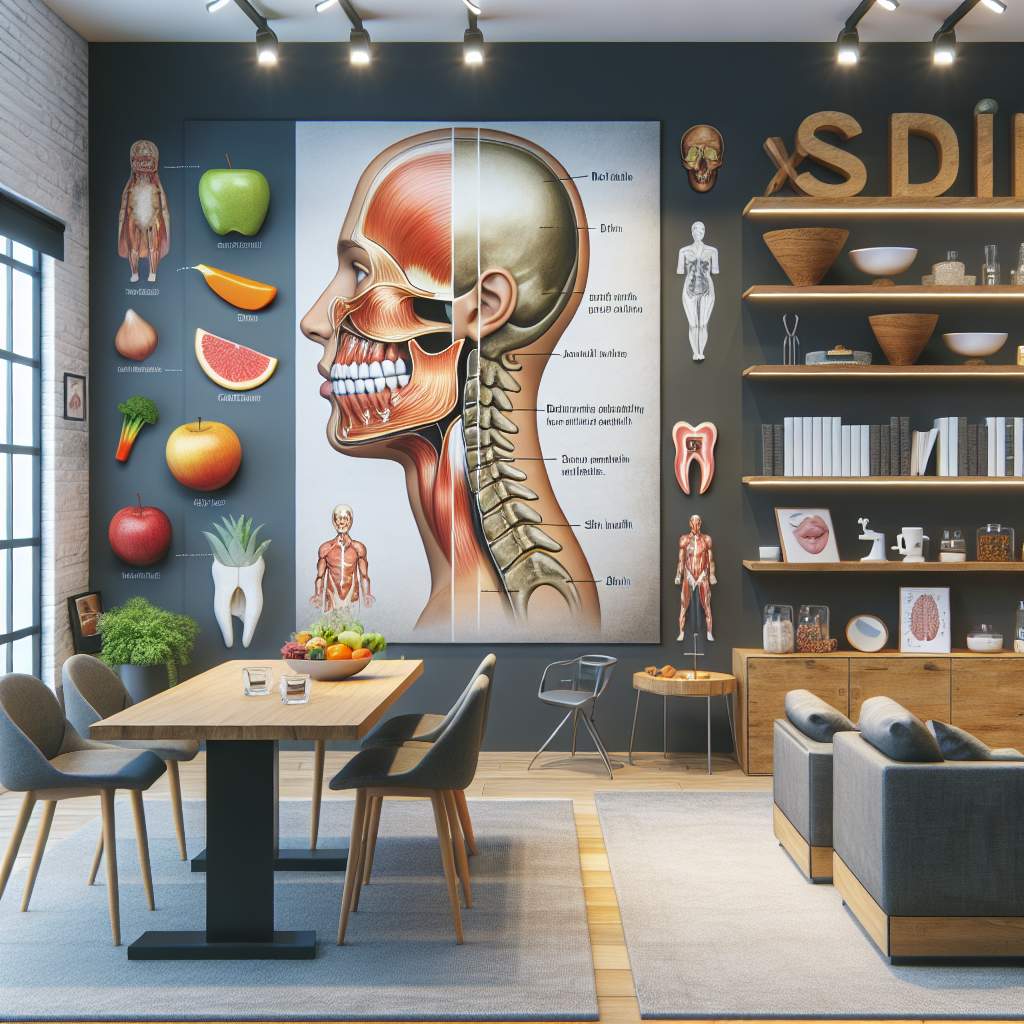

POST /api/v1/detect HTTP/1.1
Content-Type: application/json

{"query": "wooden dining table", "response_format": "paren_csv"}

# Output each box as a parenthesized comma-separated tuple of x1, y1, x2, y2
(90, 657, 424, 961)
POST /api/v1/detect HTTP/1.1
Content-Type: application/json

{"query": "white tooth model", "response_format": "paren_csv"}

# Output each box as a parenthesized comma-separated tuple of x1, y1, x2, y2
(203, 514, 271, 648)
(857, 517, 888, 562)
(677, 220, 719, 361)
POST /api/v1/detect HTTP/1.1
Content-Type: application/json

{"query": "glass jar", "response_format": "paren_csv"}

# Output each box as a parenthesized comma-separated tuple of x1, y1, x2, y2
(976, 523, 1015, 562)
(966, 624, 1004, 653)
(982, 243, 1001, 286)
(939, 527, 967, 563)
(1015, 600, 1024, 654)
(797, 604, 835, 653)
(763, 604, 795, 654)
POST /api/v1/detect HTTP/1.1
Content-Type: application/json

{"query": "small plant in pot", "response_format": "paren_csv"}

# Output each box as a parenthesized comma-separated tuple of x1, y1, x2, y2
(97, 596, 199, 702)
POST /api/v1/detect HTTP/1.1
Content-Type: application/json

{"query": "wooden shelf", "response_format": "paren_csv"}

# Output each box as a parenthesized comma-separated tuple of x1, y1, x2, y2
(734, 647, 1024, 658)
(743, 475, 1024, 490)
(744, 196, 1024, 218)
(744, 284, 1024, 302)
(743, 364, 1024, 380)
(743, 559, 1023, 573)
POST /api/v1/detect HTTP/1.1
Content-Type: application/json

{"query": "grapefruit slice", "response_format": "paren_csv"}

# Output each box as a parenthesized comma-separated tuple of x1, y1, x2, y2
(192, 264, 277, 311)
(194, 329, 278, 391)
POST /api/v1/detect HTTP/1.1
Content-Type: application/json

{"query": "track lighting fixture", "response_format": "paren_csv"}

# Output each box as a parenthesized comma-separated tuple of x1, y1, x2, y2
(212, 1, 279, 65)
(316, 0, 372, 66)
(834, 0, 898, 66)
(314, 0, 339, 11)
(206, 0, 232, 12)
(461, 0, 483, 14)
(464, 11, 485, 65)
(932, 0, 1007, 65)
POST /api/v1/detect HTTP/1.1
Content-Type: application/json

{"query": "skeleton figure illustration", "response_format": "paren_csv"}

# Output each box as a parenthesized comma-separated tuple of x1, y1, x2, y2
(677, 221, 718, 361)
(675, 514, 716, 642)
(117, 140, 170, 284)
(312, 504, 374, 613)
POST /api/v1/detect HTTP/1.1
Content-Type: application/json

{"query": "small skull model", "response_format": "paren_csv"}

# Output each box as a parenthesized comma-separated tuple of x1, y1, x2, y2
(680, 125, 724, 193)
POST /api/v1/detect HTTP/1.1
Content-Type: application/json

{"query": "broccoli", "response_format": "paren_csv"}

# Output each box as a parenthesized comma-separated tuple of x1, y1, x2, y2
(115, 395, 159, 463)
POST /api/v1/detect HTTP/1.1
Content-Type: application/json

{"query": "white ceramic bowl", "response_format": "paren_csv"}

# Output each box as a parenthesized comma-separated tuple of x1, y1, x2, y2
(848, 247, 918, 277)
(942, 332, 1009, 359)
(285, 656, 373, 681)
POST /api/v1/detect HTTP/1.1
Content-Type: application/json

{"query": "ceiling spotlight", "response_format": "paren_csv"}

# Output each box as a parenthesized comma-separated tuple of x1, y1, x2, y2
(876, 0, 899, 10)
(350, 27, 371, 64)
(461, 0, 483, 14)
(464, 11, 485, 65)
(982, 0, 1008, 11)
(836, 28, 860, 64)
(206, 0, 232, 11)
(932, 28, 957, 63)
(314, 0, 339, 10)
(256, 25, 279, 65)
(931, 0, 1007, 66)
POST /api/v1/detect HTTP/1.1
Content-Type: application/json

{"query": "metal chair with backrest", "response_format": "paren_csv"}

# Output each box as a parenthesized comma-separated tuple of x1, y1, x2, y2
(0, 673, 165, 945)
(528, 655, 619, 778)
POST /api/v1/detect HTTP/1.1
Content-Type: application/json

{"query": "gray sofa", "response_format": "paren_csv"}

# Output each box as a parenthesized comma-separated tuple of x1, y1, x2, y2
(833, 728, 1024, 962)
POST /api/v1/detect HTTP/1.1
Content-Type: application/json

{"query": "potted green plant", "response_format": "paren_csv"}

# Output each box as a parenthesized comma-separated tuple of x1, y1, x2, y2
(97, 597, 199, 702)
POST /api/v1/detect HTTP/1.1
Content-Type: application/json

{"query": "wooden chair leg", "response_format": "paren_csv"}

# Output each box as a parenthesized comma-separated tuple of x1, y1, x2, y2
(454, 789, 477, 856)
(337, 789, 367, 945)
(351, 793, 374, 912)
(0, 793, 36, 902)
(167, 761, 187, 860)
(129, 791, 156, 911)
(361, 795, 382, 886)
(100, 789, 121, 946)
(87, 832, 103, 886)
(20, 800, 55, 912)
(430, 791, 464, 944)
(310, 740, 326, 851)
(443, 789, 472, 909)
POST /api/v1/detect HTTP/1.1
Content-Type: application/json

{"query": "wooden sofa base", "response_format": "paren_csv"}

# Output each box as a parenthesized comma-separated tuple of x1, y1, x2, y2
(834, 853, 1024, 962)
(772, 803, 832, 883)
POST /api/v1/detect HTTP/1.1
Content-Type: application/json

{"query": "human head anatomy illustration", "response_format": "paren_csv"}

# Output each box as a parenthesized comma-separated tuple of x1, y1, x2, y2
(300, 127, 600, 638)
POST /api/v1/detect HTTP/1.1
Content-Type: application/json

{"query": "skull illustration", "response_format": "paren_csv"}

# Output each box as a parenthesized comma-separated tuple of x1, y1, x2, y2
(680, 125, 724, 193)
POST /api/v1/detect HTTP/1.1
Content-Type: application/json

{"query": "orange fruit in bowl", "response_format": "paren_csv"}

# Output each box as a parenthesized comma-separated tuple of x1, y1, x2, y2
(351, 648, 373, 660)
(326, 643, 353, 660)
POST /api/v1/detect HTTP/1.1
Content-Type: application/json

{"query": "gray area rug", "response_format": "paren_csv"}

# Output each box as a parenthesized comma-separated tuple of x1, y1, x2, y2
(596, 790, 1024, 1019)
(0, 798, 596, 1021)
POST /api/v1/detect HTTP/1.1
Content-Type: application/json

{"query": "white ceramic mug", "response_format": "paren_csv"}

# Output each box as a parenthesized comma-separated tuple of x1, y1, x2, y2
(893, 527, 929, 562)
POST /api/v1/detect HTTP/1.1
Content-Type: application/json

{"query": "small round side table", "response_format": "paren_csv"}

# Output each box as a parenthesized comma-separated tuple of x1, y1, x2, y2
(628, 670, 737, 775)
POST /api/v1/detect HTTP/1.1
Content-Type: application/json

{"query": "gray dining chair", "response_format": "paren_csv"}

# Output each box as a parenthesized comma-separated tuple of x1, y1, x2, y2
(309, 652, 497, 861)
(0, 673, 166, 945)
(329, 671, 492, 946)
(528, 655, 619, 778)
(62, 653, 199, 864)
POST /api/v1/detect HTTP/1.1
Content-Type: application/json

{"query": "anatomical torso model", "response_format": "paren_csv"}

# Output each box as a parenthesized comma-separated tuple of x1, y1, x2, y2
(312, 504, 374, 613)
(675, 514, 716, 641)
(117, 140, 170, 284)
(677, 221, 719, 361)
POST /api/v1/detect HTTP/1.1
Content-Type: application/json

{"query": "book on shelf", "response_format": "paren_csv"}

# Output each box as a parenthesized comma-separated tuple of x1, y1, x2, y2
(811, 416, 823, 477)
(783, 416, 794, 476)
(889, 416, 900, 479)
(879, 424, 890, 476)
(980, 422, 989, 476)
(957, 416, 968, 478)
(773, 424, 784, 476)
(967, 423, 979, 477)
(1015, 418, 1023, 478)
(912, 427, 939, 476)
(761, 425, 773, 475)
(899, 416, 911, 476)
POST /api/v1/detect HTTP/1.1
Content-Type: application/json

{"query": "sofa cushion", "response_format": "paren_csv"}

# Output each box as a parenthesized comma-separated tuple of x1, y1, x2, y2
(858, 696, 943, 762)
(784, 689, 856, 743)
(927, 719, 1024, 762)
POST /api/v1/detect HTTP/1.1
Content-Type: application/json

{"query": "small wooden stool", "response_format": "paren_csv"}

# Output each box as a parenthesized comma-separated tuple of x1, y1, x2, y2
(628, 671, 737, 774)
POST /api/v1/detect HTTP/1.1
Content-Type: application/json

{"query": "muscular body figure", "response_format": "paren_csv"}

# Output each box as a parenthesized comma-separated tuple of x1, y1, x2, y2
(117, 139, 170, 284)
(676, 221, 718, 361)
(675, 514, 716, 641)
(311, 504, 374, 612)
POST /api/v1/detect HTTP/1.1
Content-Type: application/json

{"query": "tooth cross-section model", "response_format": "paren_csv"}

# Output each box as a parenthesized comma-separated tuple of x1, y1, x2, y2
(117, 140, 170, 284)
(672, 420, 717, 495)
(677, 221, 719, 361)
(300, 127, 601, 638)
(675, 514, 716, 642)
(204, 514, 270, 648)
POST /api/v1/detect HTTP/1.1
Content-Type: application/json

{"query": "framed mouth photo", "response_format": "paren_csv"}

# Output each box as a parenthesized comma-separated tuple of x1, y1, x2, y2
(775, 508, 840, 563)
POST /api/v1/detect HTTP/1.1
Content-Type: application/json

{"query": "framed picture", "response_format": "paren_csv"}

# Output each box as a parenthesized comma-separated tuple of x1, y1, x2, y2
(899, 587, 951, 654)
(63, 372, 86, 421)
(774, 508, 840, 563)
(67, 591, 102, 654)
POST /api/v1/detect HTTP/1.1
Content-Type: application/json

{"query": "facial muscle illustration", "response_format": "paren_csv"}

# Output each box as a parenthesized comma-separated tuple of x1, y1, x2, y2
(300, 128, 600, 639)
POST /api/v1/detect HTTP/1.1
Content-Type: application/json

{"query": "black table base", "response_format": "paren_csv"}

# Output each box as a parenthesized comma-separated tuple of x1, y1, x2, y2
(128, 929, 316, 960)
(190, 847, 347, 873)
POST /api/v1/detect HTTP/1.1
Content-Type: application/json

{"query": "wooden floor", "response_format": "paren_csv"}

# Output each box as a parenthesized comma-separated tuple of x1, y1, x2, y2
(0, 750, 990, 1024)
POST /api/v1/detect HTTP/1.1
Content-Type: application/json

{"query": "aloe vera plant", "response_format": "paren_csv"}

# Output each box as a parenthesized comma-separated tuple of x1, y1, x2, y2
(204, 515, 270, 648)
(203, 514, 270, 567)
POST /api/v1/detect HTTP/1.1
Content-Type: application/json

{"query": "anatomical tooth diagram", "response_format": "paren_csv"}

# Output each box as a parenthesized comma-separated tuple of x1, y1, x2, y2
(296, 123, 660, 641)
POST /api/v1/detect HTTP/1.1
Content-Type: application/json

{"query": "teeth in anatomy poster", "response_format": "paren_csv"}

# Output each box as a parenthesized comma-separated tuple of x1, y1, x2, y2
(294, 122, 660, 642)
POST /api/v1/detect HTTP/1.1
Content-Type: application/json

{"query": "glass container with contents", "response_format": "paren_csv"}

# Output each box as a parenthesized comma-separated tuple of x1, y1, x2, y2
(763, 604, 795, 654)
(966, 624, 1004, 653)
(977, 523, 1015, 562)
(797, 604, 836, 653)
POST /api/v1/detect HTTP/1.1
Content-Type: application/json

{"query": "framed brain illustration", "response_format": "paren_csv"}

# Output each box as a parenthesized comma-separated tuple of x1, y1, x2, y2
(899, 587, 951, 654)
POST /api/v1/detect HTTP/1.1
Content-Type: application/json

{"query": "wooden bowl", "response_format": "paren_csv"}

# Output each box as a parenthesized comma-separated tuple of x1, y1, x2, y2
(762, 228, 849, 287)
(868, 313, 939, 365)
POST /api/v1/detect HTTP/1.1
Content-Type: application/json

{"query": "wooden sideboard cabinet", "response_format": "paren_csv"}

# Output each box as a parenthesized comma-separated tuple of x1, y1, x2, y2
(731, 649, 1024, 775)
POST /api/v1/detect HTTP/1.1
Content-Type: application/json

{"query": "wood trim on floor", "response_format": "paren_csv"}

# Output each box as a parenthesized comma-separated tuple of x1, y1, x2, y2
(772, 803, 832, 882)
(833, 853, 890, 956)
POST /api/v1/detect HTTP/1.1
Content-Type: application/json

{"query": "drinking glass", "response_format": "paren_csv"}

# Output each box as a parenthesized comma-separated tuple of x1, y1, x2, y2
(982, 243, 1001, 286)
(280, 673, 311, 705)
(242, 665, 272, 696)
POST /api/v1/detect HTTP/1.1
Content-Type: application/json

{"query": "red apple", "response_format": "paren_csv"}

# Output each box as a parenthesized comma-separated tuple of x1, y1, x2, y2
(165, 417, 242, 491)
(109, 496, 172, 566)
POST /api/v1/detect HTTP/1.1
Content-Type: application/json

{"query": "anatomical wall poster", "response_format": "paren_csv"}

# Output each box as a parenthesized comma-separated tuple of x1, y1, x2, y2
(294, 122, 660, 642)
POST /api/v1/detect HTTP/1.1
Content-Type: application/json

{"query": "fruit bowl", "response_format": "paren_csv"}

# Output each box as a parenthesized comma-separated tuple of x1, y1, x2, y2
(942, 332, 1008, 362)
(285, 657, 373, 682)
(849, 247, 918, 284)
(762, 228, 849, 287)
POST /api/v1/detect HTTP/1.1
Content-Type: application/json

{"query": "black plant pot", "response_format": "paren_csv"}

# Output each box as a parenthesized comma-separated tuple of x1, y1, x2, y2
(118, 663, 169, 703)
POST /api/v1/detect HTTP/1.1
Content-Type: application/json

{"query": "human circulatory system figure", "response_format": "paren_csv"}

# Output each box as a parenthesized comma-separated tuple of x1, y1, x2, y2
(676, 220, 719, 361)
(117, 140, 170, 284)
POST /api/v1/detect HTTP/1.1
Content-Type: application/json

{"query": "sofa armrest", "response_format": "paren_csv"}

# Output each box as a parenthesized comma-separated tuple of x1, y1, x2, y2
(773, 719, 834, 847)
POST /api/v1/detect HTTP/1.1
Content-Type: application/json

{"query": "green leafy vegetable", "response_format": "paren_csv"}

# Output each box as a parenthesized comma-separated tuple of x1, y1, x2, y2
(97, 596, 198, 686)
(115, 395, 159, 463)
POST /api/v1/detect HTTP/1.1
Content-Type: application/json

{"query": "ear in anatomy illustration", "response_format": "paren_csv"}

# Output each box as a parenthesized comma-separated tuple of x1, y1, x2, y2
(204, 514, 270, 648)
(672, 421, 717, 495)
(675, 514, 716, 642)
(117, 140, 170, 284)
(677, 221, 719, 361)
(311, 504, 374, 613)
(680, 125, 724, 192)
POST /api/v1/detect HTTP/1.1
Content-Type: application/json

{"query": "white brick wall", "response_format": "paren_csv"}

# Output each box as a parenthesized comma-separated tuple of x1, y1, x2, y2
(0, 0, 88, 687)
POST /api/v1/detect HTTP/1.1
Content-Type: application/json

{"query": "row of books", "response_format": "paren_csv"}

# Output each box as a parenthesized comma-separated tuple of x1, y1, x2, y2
(760, 416, 1024, 477)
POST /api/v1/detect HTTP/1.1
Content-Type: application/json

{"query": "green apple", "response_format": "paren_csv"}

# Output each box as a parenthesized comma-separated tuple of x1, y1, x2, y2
(198, 168, 270, 237)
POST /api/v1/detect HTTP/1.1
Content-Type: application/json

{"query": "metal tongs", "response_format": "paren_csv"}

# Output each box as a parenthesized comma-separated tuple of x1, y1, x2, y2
(782, 314, 800, 365)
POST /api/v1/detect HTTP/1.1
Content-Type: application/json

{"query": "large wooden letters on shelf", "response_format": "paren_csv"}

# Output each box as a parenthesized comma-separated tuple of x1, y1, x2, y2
(889, 113, 959, 198)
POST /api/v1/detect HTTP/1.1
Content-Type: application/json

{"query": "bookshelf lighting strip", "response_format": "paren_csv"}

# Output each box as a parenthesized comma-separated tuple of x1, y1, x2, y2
(743, 476, 1024, 489)
(743, 286, 1024, 301)
(743, 197, 1024, 218)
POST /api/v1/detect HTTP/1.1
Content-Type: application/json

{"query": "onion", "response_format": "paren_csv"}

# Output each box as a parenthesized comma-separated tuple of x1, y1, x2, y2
(115, 308, 158, 361)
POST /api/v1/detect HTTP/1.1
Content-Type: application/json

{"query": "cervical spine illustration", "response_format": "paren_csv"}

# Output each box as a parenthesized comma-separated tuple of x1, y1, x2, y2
(204, 515, 270, 648)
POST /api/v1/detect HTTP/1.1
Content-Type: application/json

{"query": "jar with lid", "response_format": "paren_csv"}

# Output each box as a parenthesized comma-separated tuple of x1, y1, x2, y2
(976, 523, 1015, 562)
(939, 527, 967, 562)
(797, 604, 836, 653)
(966, 624, 1004, 653)
(763, 604, 794, 654)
